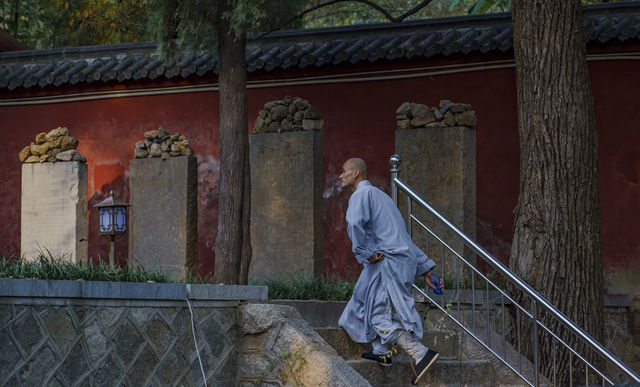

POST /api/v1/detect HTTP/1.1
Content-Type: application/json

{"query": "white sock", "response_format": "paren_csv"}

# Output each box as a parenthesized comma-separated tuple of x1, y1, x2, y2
(395, 332, 428, 363)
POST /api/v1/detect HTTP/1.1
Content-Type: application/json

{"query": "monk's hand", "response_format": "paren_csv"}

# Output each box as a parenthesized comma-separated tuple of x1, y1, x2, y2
(424, 272, 444, 291)
(368, 252, 384, 263)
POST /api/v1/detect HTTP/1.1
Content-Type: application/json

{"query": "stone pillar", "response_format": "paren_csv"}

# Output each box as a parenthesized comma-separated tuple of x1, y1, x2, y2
(395, 126, 476, 276)
(21, 162, 88, 263)
(129, 156, 197, 277)
(249, 131, 323, 279)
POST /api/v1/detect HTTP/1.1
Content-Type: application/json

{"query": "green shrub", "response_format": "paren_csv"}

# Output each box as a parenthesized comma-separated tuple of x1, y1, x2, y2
(0, 253, 171, 283)
(251, 275, 357, 301)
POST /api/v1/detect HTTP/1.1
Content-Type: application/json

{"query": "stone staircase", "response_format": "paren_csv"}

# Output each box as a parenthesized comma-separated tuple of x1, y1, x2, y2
(270, 299, 533, 386)
(316, 325, 498, 386)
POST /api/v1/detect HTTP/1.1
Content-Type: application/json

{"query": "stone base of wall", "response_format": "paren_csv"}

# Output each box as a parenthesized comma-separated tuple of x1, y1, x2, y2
(0, 279, 267, 386)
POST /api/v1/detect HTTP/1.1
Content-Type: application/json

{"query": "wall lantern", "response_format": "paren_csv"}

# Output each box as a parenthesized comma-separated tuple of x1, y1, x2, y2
(94, 190, 129, 267)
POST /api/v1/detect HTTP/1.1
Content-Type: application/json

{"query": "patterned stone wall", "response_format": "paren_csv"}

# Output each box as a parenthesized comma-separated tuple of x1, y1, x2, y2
(0, 280, 368, 387)
(0, 279, 270, 387)
(0, 302, 237, 386)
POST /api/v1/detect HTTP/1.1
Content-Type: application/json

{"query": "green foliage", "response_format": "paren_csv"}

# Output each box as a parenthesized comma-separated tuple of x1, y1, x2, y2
(300, 0, 635, 29)
(0, 0, 152, 49)
(256, 271, 508, 301)
(252, 275, 357, 301)
(147, 0, 305, 61)
(2, 0, 631, 49)
(0, 254, 172, 283)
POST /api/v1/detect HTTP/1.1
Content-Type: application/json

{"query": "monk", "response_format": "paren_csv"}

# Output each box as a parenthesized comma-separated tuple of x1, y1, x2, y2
(338, 158, 441, 385)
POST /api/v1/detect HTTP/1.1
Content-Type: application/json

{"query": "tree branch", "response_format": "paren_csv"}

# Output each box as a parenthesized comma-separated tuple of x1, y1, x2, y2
(257, 0, 433, 39)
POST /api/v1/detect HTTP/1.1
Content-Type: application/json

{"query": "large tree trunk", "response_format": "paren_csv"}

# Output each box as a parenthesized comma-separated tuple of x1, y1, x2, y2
(511, 0, 603, 383)
(213, 2, 251, 285)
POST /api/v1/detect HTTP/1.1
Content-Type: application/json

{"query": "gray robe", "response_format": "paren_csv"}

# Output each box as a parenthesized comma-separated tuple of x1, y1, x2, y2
(338, 180, 435, 345)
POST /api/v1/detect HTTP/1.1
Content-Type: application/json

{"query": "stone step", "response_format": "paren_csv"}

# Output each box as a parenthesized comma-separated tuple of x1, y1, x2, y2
(314, 326, 460, 360)
(348, 358, 496, 387)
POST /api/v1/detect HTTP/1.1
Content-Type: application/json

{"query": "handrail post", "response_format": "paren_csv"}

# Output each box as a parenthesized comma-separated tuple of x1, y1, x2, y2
(390, 154, 401, 206)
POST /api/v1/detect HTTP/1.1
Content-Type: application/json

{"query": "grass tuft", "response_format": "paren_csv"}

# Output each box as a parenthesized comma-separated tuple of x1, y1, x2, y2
(0, 253, 171, 283)
(251, 275, 357, 301)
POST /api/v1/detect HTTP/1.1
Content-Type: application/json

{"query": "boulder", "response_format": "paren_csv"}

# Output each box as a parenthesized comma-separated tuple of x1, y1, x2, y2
(35, 132, 47, 145)
(264, 100, 281, 110)
(270, 104, 289, 121)
(254, 116, 265, 133)
(304, 105, 322, 120)
(397, 119, 411, 130)
(149, 143, 162, 157)
(60, 136, 78, 151)
(281, 119, 293, 131)
(134, 148, 149, 158)
(450, 103, 472, 113)
(411, 108, 437, 126)
(444, 111, 456, 126)
(49, 137, 63, 148)
(409, 102, 430, 118)
(293, 110, 304, 124)
(72, 152, 87, 163)
(439, 99, 452, 108)
(38, 142, 51, 155)
(55, 149, 78, 161)
(157, 127, 169, 138)
(455, 110, 477, 126)
(268, 121, 280, 133)
(18, 146, 31, 162)
(294, 99, 309, 111)
(45, 127, 69, 142)
(396, 102, 411, 116)
(144, 130, 158, 140)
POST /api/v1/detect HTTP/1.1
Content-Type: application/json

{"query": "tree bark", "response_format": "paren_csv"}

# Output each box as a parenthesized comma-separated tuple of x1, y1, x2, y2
(213, 2, 251, 285)
(511, 0, 603, 383)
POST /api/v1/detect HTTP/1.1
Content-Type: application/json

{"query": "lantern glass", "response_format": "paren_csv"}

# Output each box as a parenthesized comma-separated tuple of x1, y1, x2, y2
(114, 206, 126, 233)
(99, 207, 113, 233)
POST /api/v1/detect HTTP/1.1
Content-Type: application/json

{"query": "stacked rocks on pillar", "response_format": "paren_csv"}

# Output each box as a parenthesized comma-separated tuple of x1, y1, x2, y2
(133, 127, 194, 159)
(396, 100, 477, 129)
(18, 127, 86, 163)
(253, 95, 323, 133)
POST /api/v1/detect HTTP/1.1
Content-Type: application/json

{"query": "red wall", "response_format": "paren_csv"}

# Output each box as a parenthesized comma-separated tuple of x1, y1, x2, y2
(1, 50, 638, 281)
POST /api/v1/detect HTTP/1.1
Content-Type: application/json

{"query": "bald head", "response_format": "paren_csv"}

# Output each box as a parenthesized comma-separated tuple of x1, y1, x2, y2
(340, 158, 368, 192)
(345, 158, 368, 178)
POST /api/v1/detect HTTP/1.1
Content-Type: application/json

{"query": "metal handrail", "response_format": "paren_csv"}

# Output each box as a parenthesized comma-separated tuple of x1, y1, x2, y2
(389, 154, 640, 384)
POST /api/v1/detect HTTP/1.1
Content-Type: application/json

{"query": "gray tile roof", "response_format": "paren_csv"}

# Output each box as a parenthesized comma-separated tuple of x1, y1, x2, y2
(1, 2, 639, 91)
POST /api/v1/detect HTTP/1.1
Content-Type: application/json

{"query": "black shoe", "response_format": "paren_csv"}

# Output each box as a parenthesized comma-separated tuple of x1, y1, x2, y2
(361, 351, 392, 367)
(411, 349, 439, 385)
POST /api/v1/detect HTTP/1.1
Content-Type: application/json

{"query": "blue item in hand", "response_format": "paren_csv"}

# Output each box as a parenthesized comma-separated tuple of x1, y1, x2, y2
(430, 274, 443, 295)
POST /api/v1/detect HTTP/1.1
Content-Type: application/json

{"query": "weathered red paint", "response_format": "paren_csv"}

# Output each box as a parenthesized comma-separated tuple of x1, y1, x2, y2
(1, 47, 639, 282)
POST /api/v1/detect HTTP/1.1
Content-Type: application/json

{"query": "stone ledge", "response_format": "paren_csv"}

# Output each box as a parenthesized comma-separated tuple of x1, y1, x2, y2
(187, 283, 268, 301)
(0, 278, 268, 301)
